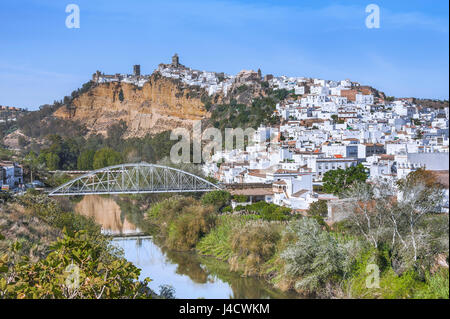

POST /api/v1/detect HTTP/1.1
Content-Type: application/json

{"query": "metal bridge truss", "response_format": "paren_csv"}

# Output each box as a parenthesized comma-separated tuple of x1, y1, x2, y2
(49, 163, 220, 196)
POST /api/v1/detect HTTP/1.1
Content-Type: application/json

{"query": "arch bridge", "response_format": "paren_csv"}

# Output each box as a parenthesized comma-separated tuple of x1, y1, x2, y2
(48, 163, 221, 196)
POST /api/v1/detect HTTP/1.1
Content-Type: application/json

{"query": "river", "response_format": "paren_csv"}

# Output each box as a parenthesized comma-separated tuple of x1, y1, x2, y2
(72, 195, 299, 299)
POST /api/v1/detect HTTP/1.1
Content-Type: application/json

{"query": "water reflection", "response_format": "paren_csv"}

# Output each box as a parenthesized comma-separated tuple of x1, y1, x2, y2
(73, 195, 299, 299)
(113, 237, 235, 298)
(75, 195, 141, 235)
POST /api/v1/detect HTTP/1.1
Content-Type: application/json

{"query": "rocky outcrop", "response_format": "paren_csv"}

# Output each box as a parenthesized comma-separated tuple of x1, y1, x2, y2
(54, 73, 209, 138)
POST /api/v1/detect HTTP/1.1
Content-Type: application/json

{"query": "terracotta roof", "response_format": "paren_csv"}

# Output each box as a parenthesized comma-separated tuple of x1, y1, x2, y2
(247, 170, 267, 178)
(380, 154, 395, 160)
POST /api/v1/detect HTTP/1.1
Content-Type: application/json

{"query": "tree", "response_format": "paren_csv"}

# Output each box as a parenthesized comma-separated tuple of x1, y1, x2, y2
(118, 89, 124, 102)
(323, 164, 367, 196)
(307, 200, 328, 218)
(340, 181, 391, 249)
(45, 153, 60, 170)
(340, 176, 446, 272)
(18, 136, 27, 148)
(93, 147, 123, 169)
(201, 190, 231, 209)
(331, 114, 338, 124)
(395, 171, 446, 264)
(77, 149, 95, 170)
(106, 120, 127, 147)
(23, 151, 43, 182)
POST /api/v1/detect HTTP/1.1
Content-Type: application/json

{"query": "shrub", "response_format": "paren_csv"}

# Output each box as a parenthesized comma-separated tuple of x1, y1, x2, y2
(92, 147, 123, 169)
(414, 268, 449, 299)
(222, 205, 233, 213)
(167, 204, 216, 250)
(0, 230, 153, 299)
(242, 201, 291, 221)
(307, 200, 328, 218)
(280, 218, 355, 294)
(232, 195, 248, 203)
(231, 221, 281, 275)
(197, 215, 237, 261)
(260, 205, 291, 221)
(201, 190, 231, 209)
(146, 196, 217, 251)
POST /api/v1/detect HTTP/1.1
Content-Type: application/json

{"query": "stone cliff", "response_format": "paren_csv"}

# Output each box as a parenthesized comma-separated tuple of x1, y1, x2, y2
(54, 73, 209, 138)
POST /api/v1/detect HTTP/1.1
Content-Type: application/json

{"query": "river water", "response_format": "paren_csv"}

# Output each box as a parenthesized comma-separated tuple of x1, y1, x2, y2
(72, 195, 298, 299)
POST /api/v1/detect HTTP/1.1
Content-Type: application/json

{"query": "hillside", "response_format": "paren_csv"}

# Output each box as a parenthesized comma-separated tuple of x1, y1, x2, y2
(54, 73, 209, 138)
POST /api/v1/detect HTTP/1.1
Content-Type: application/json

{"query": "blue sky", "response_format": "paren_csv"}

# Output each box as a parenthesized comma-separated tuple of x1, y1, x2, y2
(0, 0, 448, 110)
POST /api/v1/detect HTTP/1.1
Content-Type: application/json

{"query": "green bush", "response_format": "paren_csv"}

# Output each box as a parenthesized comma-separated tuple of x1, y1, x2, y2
(197, 215, 236, 261)
(346, 246, 436, 299)
(414, 268, 449, 299)
(92, 147, 123, 169)
(167, 204, 216, 250)
(146, 196, 217, 251)
(222, 205, 233, 213)
(201, 190, 231, 209)
(242, 201, 291, 221)
(280, 218, 358, 294)
(232, 195, 248, 203)
(231, 221, 281, 275)
(0, 230, 153, 299)
(307, 200, 328, 218)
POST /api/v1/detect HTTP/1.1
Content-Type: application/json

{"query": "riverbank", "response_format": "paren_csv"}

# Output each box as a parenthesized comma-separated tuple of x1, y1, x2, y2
(142, 191, 449, 299)
(0, 193, 158, 299)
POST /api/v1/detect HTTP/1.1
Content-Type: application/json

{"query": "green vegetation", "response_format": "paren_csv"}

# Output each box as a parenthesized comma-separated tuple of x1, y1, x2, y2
(307, 199, 328, 217)
(201, 190, 231, 210)
(237, 201, 292, 221)
(208, 89, 291, 131)
(0, 193, 156, 299)
(118, 88, 124, 102)
(145, 196, 217, 251)
(92, 147, 123, 169)
(231, 221, 281, 276)
(281, 218, 360, 295)
(197, 215, 239, 261)
(197, 214, 284, 277)
(20, 127, 178, 176)
(182, 169, 449, 298)
(0, 230, 153, 299)
(322, 163, 368, 196)
(77, 149, 95, 170)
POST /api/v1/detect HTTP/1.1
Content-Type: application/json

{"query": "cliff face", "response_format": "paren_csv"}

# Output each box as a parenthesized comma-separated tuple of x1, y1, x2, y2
(54, 74, 209, 138)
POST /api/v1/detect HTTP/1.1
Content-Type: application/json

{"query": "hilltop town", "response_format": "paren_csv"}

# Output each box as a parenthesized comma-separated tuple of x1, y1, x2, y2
(3, 54, 449, 216)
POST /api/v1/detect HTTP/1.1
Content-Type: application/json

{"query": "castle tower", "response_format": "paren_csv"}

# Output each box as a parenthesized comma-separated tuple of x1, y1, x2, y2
(172, 53, 180, 68)
(133, 64, 141, 77)
(92, 70, 101, 82)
